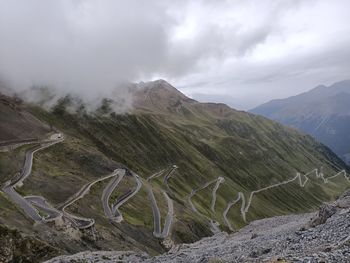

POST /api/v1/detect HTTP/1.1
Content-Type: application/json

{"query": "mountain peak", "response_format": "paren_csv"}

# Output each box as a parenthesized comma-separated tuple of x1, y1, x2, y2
(133, 79, 196, 113)
(133, 80, 239, 118)
(308, 80, 350, 97)
(251, 79, 350, 165)
(137, 79, 190, 99)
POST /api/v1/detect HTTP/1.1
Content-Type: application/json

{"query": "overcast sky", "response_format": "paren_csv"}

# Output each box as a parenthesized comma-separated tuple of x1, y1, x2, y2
(0, 0, 349, 109)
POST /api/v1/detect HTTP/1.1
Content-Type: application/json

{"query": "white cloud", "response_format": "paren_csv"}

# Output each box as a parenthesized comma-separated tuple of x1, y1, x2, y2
(0, 0, 349, 109)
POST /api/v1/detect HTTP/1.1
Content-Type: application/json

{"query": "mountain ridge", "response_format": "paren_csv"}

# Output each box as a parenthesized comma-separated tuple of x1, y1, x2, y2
(251, 80, 350, 164)
(0, 79, 349, 262)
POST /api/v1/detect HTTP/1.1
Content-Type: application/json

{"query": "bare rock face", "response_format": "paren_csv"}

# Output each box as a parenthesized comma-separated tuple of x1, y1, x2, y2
(0, 225, 59, 263)
(308, 203, 337, 227)
(307, 189, 350, 228)
(44, 251, 148, 263)
(336, 190, 350, 208)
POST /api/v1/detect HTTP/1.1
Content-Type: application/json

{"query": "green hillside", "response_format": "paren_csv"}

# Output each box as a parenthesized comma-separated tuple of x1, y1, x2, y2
(0, 80, 349, 260)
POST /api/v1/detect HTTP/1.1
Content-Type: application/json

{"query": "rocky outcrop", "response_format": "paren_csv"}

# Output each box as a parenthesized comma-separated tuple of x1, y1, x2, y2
(0, 225, 59, 263)
(308, 203, 337, 227)
(44, 251, 148, 263)
(45, 190, 350, 263)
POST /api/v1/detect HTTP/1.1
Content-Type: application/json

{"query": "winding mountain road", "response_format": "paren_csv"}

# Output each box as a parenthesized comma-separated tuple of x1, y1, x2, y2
(2, 184, 43, 221)
(187, 177, 223, 232)
(0, 138, 39, 152)
(59, 172, 117, 212)
(188, 177, 222, 214)
(2, 134, 64, 222)
(146, 169, 166, 182)
(222, 193, 245, 232)
(25, 195, 62, 222)
(111, 172, 142, 222)
(147, 165, 177, 238)
(3, 131, 349, 241)
(58, 171, 118, 228)
(1, 133, 108, 229)
(101, 169, 126, 223)
(223, 168, 349, 231)
(147, 184, 162, 237)
(210, 176, 225, 212)
(101, 169, 142, 224)
(163, 165, 178, 194)
(160, 191, 174, 238)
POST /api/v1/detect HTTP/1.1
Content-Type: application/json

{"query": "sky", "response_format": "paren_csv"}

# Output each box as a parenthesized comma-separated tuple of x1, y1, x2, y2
(0, 0, 349, 109)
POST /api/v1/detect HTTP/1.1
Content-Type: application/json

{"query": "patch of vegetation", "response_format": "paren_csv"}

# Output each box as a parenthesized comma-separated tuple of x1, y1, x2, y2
(1, 94, 349, 258)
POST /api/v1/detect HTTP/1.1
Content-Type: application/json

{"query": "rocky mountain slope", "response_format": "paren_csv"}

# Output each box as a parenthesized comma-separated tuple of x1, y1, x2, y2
(0, 224, 59, 263)
(251, 80, 350, 165)
(46, 190, 350, 263)
(0, 93, 50, 141)
(0, 80, 349, 262)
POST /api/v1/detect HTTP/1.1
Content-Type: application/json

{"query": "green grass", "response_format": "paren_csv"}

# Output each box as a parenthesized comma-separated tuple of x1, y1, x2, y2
(1, 101, 349, 255)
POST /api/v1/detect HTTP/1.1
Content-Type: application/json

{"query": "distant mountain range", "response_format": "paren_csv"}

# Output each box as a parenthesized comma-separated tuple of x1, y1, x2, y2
(251, 80, 350, 165)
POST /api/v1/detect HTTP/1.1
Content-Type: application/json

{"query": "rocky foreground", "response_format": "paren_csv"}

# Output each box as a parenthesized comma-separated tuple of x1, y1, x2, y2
(46, 191, 350, 263)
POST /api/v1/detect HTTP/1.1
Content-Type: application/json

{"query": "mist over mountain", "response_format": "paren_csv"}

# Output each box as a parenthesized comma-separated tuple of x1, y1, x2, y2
(1, 80, 349, 262)
(1, 1, 350, 262)
(251, 80, 350, 165)
(190, 93, 245, 110)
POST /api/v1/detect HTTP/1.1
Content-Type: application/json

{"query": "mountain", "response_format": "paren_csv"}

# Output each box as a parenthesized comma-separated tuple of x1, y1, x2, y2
(251, 80, 350, 165)
(45, 190, 350, 262)
(0, 80, 349, 262)
(191, 93, 245, 110)
(0, 93, 50, 141)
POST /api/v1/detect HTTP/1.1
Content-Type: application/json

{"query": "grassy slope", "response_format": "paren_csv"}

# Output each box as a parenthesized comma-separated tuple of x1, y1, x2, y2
(1, 96, 349, 256)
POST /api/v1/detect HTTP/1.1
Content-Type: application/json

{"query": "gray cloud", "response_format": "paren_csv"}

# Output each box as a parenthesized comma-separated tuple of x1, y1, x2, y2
(0, 0, 173, 98)
(0, 0, 349, 110)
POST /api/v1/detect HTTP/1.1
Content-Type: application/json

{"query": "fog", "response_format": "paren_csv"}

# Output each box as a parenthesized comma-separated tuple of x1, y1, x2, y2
(1, 0, 350, 109)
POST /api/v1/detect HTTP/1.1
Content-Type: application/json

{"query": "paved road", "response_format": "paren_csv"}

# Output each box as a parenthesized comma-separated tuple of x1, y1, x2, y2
(59, 172, 117, 211)
(187, 177, 224, 233)
(147, 184, 162, 237)
(5, 132, 348, 239)
(146, 169, 166, 182)
(160, 191, 174, 238)
(2, 134, 63, 222)
(188, 177, 221, 214)
(25, 196, 62, 221)
(2, 184, 43, 221)
(163, 165, 178, 194)
(222, 192, 245, 232)
(210, 177, 225, 213)
(223, 168, 350, 231)
(111, 172, 142, 222)
(15, 135, 63, 186)
(63, 211, 95, 229)
(1, 133, 95, 229)
(0, 138, 38, 147)
(0, 138, 39, 152)
(101, 169, 126, 222)
(147, 165, 177, 238)
(57, 171, 118, 229)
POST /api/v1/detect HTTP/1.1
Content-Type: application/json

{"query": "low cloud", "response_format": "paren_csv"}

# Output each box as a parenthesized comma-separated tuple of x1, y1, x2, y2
(0, 0, 349, 110)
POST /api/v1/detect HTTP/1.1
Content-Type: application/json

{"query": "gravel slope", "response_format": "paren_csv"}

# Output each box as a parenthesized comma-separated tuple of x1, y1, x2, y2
(45, 190, 350, 263)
